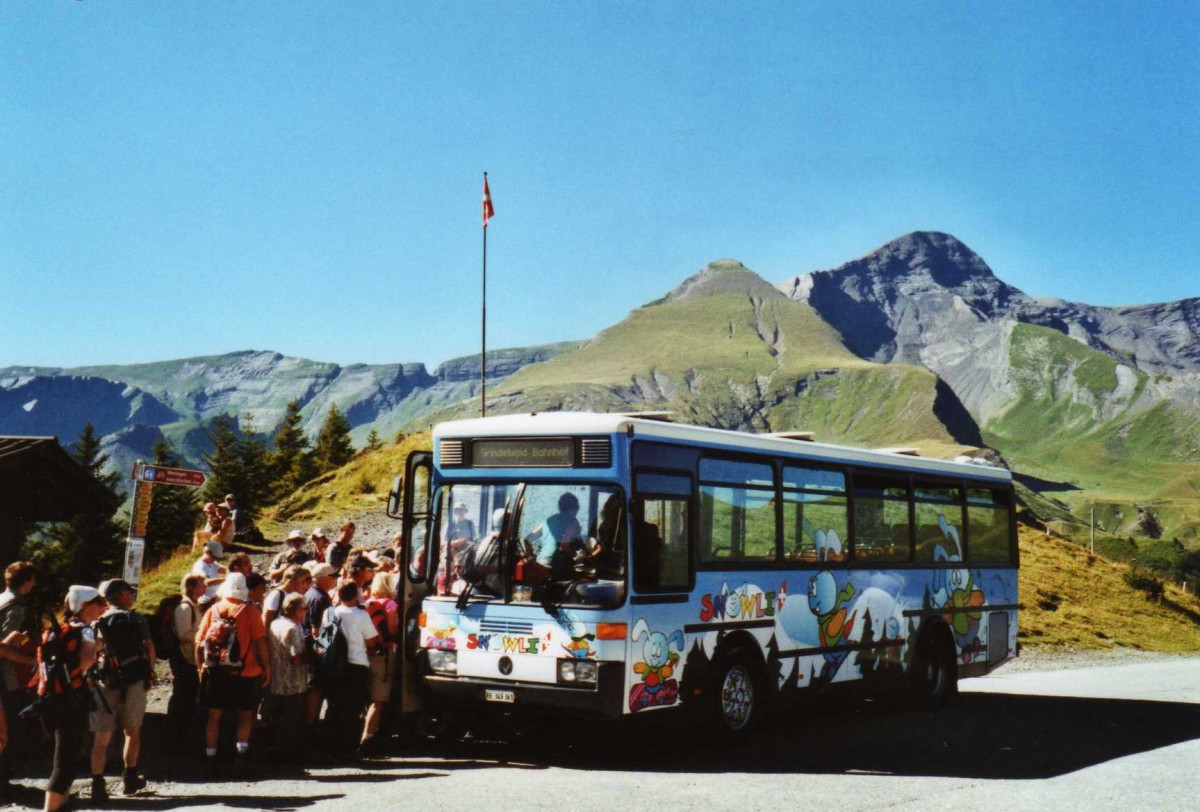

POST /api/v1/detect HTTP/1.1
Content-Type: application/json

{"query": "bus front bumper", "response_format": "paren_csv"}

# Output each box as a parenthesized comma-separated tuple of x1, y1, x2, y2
(423, 661, 627, 718)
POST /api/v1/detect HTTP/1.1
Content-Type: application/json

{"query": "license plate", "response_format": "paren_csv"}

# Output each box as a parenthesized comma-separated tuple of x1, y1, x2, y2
(485, 689, 515, 704)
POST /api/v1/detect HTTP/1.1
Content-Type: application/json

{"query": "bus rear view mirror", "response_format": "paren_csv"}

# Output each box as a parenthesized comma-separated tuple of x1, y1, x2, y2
(386, 474, 403, 518)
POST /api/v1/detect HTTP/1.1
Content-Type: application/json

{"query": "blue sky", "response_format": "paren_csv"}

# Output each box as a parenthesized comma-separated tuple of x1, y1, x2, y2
(3, 2, 1197, 369)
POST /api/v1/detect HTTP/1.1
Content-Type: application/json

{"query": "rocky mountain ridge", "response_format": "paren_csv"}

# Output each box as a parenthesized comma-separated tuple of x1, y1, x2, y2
(0, 343, 577, 476)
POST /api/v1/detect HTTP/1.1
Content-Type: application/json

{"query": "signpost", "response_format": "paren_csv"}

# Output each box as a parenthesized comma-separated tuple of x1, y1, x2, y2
(124, 461, 207, 591)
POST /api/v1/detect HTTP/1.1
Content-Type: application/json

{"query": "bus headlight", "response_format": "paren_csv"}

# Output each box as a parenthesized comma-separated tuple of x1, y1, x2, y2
(428, 649, 458, 675)
(558, 659, 598, 685)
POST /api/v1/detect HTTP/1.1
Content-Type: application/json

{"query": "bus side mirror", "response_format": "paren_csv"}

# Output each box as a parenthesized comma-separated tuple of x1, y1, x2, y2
(386, 475, 403, 519)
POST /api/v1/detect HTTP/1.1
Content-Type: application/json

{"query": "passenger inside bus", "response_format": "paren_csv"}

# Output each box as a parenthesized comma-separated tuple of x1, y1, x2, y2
(458, 507, 506, 596)
(589, 494, 625, 579)
(525, 492, 584, 567)
(437, 501, 477, 595)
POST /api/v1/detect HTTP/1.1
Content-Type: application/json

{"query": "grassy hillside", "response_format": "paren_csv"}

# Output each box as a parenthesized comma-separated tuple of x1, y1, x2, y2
(1018, 524, 1200, 651)
(262, 431, 432, 533)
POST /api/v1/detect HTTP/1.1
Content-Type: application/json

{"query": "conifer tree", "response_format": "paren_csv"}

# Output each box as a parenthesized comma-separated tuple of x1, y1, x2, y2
(272, 398, 315, 499)
(234, 412, 273, 517)
(365, 428, 383, 453)
(202, 414, 242, 506)
(312, 404, 355, 474)
(203, 412, 278, 520)
(144, 439, 199, 564)
(40, 423, 126, 589)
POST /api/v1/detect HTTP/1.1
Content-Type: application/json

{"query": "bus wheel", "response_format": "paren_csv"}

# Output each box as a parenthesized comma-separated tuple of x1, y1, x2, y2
(911, 631, 956, 706)
(712, 655, 761, 735)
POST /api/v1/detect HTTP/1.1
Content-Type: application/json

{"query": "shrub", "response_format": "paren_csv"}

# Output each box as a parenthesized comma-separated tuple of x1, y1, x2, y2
(1123, 567, 1165, 600)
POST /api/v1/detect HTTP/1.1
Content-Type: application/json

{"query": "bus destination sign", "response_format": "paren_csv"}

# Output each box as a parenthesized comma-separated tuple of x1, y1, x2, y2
(471, 439, 574, 468)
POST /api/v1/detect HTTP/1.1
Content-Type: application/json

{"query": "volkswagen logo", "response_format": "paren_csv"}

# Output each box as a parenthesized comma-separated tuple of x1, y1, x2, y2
(498, 656, 513, 675)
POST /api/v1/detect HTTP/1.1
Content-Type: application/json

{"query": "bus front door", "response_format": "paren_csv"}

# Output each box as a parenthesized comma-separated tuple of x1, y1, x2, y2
(388, 450, 433, 716)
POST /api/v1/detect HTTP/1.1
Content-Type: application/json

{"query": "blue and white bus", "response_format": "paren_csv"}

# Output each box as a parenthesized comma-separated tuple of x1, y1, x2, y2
(391, 412, 1018, 732)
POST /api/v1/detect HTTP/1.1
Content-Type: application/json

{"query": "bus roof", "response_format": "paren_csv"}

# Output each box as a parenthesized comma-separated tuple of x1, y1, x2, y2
(433, 412, 1012, 483)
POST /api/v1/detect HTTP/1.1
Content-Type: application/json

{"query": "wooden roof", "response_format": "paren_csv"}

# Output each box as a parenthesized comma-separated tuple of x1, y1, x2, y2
(0, 437, 121, 521)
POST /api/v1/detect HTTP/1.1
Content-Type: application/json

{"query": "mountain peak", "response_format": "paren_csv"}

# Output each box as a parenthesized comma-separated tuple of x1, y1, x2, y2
(854, 231, 998, 287)
(663, 259, 786, 304)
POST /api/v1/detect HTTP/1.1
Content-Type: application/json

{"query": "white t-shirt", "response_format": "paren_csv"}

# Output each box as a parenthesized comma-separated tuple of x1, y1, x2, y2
(329, 604, 377, 667)
(263, 588, 285, 616)
(192, 558, 223, 599)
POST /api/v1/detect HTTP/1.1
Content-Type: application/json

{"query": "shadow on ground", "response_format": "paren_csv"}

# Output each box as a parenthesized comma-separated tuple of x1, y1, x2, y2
(8, 691, 1199, 807)
(433, 691, 1200, 780)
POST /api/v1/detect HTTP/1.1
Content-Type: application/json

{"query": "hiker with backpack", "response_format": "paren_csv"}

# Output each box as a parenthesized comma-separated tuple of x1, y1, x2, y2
(316, 581, 377, 758)
(163, 574, 206, 746)
(42, 585, 106, 812)
(360, 572, 400, 755)
(89, 579, 155, 801)
(262, 565, 312, 627)
(195, 572, 270, 774)
(0, 561, 39, 801)
(301, 562, 338, 734)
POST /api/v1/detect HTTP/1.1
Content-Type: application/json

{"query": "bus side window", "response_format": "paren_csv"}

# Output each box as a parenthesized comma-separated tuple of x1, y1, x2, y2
(633, 496, 690, 592)
(967, 487, 1014, 563)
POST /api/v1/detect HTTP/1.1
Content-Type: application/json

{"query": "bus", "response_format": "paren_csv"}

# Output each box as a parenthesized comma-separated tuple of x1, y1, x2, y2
(389, 411, 1018, 733)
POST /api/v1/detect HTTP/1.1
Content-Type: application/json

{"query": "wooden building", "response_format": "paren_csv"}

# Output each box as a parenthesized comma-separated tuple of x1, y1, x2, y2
(0, 437, 120, 567)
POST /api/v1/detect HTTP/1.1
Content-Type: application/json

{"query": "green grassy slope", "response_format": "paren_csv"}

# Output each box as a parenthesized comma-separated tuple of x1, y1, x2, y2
(986, 323, 1200, 542)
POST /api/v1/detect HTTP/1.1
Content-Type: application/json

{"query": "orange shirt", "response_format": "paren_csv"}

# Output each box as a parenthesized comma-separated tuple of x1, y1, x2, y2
(196, 598, 267, 678)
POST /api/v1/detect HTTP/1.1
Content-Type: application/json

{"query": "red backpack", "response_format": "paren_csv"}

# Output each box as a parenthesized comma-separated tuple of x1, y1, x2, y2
(364, 598, 394, 654)
(201, 604, 245, 673)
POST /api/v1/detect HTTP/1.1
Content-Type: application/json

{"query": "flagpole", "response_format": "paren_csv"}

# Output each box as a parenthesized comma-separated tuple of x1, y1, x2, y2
(481, 172, 488, 418)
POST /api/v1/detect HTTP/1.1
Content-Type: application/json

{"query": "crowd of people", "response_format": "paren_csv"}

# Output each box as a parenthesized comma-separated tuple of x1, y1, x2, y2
(0, 502, 405, 811)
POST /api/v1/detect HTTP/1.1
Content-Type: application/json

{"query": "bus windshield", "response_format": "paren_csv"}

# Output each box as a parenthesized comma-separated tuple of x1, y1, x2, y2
(431, 481, 626, 609)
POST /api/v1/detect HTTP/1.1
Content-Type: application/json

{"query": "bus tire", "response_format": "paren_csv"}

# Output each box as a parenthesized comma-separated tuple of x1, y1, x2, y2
(709, 651, 764, 736)
(910, 627, 957, 707)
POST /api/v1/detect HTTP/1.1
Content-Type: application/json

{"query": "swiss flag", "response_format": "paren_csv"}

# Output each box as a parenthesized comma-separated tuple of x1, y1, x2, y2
(482, 174, 495, 228)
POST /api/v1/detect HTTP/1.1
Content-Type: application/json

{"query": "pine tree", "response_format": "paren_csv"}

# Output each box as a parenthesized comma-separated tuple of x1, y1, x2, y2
(364, 428, 383, 453)
(144, 439, 200, 564)
(202, 412, 278, 525)
(75, 422, 122, 494)
(272, 399, 314, 499)
(202, 414, 242, 506)
(234, 413, 273, 517)
(40, 423, 126, 590)
(312, 404, 355, 474)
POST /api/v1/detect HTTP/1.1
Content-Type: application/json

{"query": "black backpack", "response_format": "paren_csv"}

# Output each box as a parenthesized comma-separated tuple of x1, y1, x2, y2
(96, 611, 152, 688)
(313, 612, 348, 683)
(153, 595, 197, 661)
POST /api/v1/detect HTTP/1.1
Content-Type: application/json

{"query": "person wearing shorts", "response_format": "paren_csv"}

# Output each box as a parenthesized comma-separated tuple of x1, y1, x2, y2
(90, 579, 155, 800)
(195, 573, 270, 772)
(361, 573, 400, 754)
